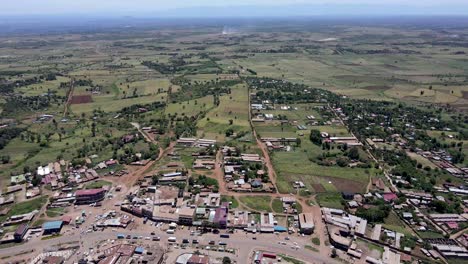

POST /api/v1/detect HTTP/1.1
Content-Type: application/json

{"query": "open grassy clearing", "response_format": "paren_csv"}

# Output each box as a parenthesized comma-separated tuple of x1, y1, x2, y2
(383, 211, 416, 237)
(0, 196, 48, 222)
(272, 139, 372, 194)
(197, 83, 250, 141)
(239, 196, 272, 212)
(165, 96, 214, 116)
(272, 198, 284, 213)
(70, 93, 167, 114)
(46, 207, 67, 218)
(116, 78, 171, 96)
(406, 152, 437, 169)
(316, 192, 344, 209)
(221, 195, 239, 209)
(84, 180, 112, 189)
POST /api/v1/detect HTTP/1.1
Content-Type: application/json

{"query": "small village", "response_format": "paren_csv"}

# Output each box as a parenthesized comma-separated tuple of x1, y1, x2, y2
(0, 25, 466, 264)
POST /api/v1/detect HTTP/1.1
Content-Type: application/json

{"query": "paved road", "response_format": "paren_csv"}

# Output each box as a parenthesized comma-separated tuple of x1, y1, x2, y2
(0, 228, 338, 264)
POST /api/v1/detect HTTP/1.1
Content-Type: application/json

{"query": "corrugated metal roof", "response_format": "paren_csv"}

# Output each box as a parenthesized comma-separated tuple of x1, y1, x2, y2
(43, 220, 63, 230)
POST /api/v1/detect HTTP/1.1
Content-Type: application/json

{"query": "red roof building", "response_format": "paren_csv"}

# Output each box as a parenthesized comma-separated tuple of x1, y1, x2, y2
(61, 215, 72, 224)
(383, 193, 398, 202)
(75, 188, 106, 204)
(187, 255, 209, 264)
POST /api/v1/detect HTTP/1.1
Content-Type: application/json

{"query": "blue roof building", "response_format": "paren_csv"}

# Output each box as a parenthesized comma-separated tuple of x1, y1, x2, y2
(134, 247, 144, 254)
(42, 220, 63, 235)
(274, 226, 287, 232)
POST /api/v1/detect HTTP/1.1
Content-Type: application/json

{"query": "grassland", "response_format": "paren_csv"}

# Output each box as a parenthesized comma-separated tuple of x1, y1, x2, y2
(316, 192, 344, 209)
(239, 196, 272, 212)
(272, 198, 284, 213)
(84, 180, 112, 189)
(0, 196, 48, 222)
(221, 195, 239, 209)
(197, 83, 250, 141)
(271, 139, 371, 193)
(383, 211, 416, 237)
(70, 93, 167, 115)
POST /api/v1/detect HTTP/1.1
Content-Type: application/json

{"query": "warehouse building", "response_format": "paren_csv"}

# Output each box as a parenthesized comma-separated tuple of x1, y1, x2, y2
(42, 221, 64, 235)
(298, 213, 314, 235)
(75, 188, 106, 204)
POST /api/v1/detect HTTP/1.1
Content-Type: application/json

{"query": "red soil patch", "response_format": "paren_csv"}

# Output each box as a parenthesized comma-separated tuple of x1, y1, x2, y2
(330, 178, 365, 193)
(70, 95, 92, 104)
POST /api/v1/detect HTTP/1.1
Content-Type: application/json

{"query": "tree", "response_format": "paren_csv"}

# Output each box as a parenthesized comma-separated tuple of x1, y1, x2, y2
(331, 248, 337, 258)
(348, 147, 360, 160)
(32, 175, 42, 186)
(336, 157, 349, 167)
(296, 138, 301, 147)
(151, 175, 159, 185)
(91, 122, 96, 137)
(1, 155, 10, 164)
(309, 129, 322, 145)
(222, 257, 232, 264)
(225, 128, 234, 137)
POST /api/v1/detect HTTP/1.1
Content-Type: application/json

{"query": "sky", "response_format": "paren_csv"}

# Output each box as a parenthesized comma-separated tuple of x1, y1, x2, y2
(1, 0, 467, 16)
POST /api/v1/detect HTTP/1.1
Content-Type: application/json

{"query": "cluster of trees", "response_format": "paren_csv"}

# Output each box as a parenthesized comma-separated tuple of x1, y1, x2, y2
(0, 75, 45, 93)
(375, 149, 439, 192)
(0, 127, 24, 149)
(429, 199, 462, 214)
(189, 175, 219, 193)
(2, 95, 63, 117)
(120, 102, 166, 116)
(170, 78, 239, 103)
(174, 118, 198, 138)
(142, 57, 189, 74)
(309, 129, 322, 145)
(355, 200, 391, 222)
(246, 77, 338, 104)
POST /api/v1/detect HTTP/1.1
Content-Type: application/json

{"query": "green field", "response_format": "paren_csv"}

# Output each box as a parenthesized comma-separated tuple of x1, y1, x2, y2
(316, 192, 344, 209)
(0, 196, 48, 222)
(239, 196, 272, 212)
(271, 139, 371, 193)
(84, 180, 112, 189)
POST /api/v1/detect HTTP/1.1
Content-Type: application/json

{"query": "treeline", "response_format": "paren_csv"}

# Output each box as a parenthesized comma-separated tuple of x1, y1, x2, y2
(120, 102, 166, 116)
(170, 79, 240, 103)
(246, 77, 338, 104)
(2, 95, 63, 117)
(0, 73, 58, 94)
(0, 127, 25, 149)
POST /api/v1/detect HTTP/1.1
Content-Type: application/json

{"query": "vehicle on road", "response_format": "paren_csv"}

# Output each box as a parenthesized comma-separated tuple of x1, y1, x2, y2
(220, 234, 230, 238)
(152, 236, 160, 241)
(168, 237, 177, 243)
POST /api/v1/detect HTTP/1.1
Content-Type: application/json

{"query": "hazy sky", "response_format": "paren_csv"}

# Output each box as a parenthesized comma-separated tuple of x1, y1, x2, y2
(2, 0, 467, 16)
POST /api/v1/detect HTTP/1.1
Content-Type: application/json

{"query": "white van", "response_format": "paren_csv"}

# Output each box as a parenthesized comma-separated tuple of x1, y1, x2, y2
(166, 229, 175, 234)
(168, 237, 177, 243)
